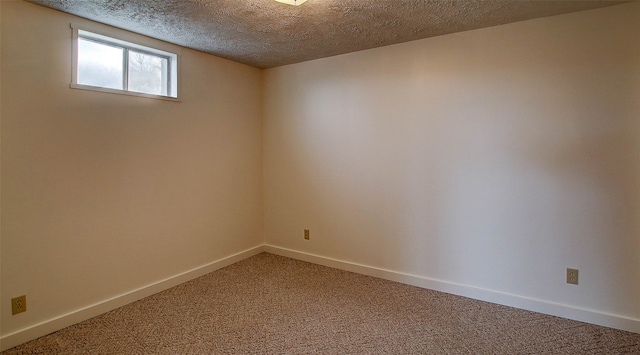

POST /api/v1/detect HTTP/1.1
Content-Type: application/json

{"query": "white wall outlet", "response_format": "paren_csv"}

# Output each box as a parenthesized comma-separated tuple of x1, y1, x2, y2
(566, 268, 578, 285)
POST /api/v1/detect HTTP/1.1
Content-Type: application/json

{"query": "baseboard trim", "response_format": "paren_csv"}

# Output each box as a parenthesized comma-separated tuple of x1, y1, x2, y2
(264, 244, 640, 334)
(3, 243, 637, 351)
(0, 245, 265, 351)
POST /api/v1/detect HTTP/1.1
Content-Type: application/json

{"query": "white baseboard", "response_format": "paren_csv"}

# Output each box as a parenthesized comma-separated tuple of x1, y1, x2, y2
(0, 245, 265, 351)
(264, 244, 640, 334)
(3, 243, 637, 351)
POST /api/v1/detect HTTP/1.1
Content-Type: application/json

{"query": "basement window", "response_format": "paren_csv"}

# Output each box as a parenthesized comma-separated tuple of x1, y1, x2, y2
(71, 26, 178, 100)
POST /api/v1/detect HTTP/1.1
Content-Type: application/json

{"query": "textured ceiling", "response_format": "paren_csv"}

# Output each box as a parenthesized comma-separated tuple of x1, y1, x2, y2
(27, 0, 625, 69)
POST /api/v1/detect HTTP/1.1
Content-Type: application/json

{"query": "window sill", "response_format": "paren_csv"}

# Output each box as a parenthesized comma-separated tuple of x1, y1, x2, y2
(70, 83, 180, 102)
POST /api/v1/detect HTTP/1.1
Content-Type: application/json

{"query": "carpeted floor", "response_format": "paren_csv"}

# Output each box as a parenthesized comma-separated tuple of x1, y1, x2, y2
(3, 253, 639, 354)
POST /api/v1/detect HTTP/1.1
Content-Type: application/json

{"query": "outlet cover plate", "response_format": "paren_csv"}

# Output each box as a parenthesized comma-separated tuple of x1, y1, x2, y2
(566, 268, 579, 285)
(12, 295, 27, 315)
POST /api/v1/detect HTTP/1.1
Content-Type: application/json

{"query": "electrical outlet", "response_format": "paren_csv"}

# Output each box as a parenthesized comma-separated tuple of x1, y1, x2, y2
(566, 268, 578, 285)
(304, 229, 310, 240)
(12, 295, 27, 315)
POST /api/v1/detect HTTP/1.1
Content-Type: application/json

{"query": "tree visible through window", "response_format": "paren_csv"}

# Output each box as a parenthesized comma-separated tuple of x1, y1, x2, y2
(128, 51, 168, 96)
(73, 27, 178, 99)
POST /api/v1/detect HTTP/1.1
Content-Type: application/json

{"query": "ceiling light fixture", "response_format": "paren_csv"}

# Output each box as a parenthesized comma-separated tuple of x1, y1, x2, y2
(275, 0, 308, 5)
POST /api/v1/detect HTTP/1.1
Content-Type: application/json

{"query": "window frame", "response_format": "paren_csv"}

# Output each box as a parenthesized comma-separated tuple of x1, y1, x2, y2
(71, 24, 180, 101)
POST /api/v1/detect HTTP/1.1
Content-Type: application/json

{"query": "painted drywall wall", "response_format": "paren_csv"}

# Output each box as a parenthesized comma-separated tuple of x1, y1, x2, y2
(1, 0, 263, 344)
(264, 2, 640, 329)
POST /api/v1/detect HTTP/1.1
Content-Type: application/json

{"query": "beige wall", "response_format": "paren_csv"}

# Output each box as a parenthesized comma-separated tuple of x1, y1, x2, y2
(2, 0, 640, 349)
(1, 0, 263, 343)
(264, 2, 640, 328)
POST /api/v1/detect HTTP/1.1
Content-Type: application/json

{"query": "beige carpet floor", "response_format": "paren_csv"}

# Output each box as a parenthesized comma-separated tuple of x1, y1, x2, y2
(3, 253, 639, 354)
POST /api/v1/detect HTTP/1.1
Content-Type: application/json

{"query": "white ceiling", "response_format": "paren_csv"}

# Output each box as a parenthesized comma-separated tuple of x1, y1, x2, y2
(27, 0, 625, 69)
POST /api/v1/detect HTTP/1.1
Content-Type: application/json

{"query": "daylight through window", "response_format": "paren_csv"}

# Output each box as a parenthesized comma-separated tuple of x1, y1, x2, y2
(72, 27, 178, 99)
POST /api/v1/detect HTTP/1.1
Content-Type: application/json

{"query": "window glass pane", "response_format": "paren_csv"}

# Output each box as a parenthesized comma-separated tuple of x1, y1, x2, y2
(77, 38, 123, 90)
(128, 51, 167, 96)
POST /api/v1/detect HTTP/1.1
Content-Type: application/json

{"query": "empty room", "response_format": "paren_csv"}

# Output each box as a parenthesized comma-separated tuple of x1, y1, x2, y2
(1, 0, 639, 353)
